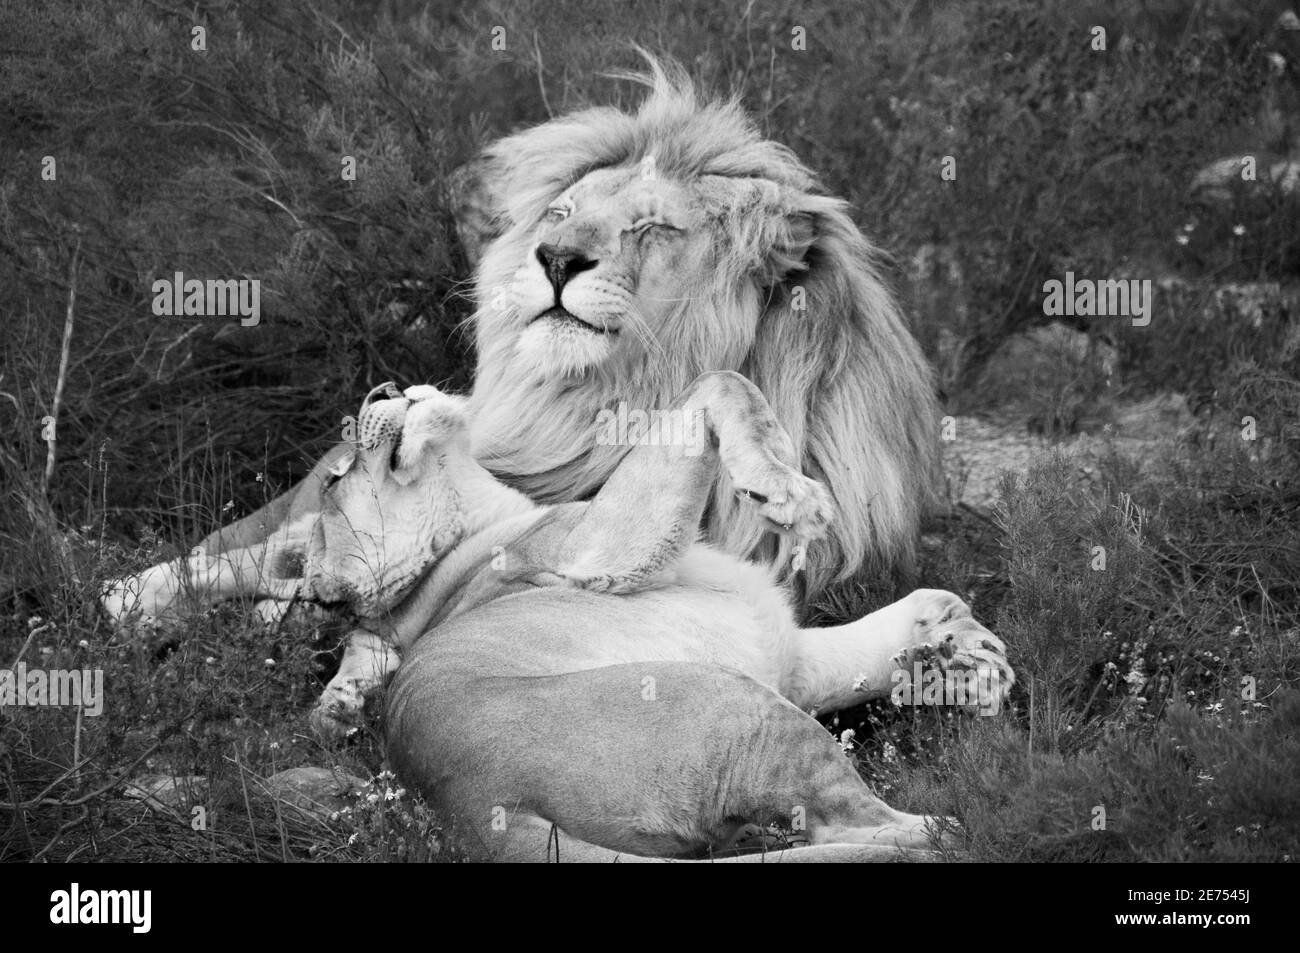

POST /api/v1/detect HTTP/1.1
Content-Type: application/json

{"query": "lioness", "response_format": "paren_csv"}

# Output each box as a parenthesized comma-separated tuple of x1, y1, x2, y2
(139, 372, 1010, 861)
(105, 59, 938, 624)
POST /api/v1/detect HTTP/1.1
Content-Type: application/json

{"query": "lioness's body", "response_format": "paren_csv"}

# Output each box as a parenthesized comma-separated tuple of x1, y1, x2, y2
(103, 371, 1010, 862)
(389, 545, 941, 861)
(289, 373, 1008, 862)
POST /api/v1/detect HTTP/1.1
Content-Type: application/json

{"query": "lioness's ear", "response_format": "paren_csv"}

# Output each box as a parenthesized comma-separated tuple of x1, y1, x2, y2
(327, 451, 357, 478)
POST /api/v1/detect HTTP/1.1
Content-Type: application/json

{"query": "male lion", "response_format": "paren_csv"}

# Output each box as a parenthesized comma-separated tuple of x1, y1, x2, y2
(102, 60, 937, 626)
(135, 372, 1009, 861)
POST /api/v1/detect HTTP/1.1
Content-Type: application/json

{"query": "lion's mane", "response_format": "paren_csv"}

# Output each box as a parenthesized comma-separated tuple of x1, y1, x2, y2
(463, 61, 938, 602)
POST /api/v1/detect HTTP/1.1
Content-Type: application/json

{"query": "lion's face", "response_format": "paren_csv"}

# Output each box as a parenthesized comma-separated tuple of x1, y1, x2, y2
(503, 167, 720, 373)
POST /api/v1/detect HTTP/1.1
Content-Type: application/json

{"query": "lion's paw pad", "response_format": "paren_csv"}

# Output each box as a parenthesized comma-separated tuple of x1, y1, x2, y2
(734, 466, 833, 540)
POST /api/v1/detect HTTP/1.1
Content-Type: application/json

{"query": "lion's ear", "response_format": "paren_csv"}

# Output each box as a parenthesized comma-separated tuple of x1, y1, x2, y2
(449, 155, 507, 270)
(757, 203, 817, 287)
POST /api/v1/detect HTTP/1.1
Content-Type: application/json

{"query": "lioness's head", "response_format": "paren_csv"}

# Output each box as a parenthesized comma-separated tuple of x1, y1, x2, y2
(460, 57, 939, 602)
(300, 384, 472, 619)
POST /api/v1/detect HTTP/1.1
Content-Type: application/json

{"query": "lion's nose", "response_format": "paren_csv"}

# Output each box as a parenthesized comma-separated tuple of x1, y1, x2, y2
(536, 243, 598, 295)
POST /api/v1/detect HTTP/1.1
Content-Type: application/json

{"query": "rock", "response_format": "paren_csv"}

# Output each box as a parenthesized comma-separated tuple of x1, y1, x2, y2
(260, 766, 366, 820)
(1111, 393, 1196, 442)
(1190, 153, 1299, 207)
(967, 322, 1118, 432)
(122, 774, 208, 811)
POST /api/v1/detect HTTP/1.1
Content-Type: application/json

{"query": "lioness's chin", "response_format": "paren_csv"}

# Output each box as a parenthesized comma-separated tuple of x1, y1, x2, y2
(515, 318, 617, 374)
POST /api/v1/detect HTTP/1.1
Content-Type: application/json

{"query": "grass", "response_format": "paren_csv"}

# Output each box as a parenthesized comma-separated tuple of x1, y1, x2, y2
(3, 428, 1297, 862)
(832, 441, 1300, 863)
(2, 0, 1299, 862)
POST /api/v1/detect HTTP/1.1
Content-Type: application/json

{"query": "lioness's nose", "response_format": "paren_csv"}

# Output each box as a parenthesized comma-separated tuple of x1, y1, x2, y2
(536, 243, 598, 294)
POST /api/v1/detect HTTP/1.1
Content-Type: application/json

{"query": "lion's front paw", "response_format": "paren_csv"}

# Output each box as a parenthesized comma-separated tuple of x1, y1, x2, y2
(732, 460, 833, 541)
(891, 590, 1015, 715)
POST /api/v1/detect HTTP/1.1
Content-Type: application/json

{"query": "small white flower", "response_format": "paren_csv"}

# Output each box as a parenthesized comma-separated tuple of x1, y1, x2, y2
(222, 500, 235, 513)
(205, 656, 216, 665)
(1175, 234, 1189, 246)
(78, 639, 90, 649)
(838, 728, 856, 752)
(1232, 224, 1246, 237)
(268, 741, 280, 751)
(264, 658, 275, 667)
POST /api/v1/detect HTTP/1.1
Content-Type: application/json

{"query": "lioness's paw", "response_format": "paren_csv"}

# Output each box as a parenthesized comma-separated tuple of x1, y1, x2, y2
(892, 590, 1015, 715)
(309, 704, 364, 743)
(309, 680, 368, 743)
(100, 563, 186, 632)
(733, 462, 833, 541)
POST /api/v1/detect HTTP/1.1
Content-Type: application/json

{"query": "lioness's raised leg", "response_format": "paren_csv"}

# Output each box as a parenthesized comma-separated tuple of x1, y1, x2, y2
(510, 370, 831, 593)
(786, 589, 1014, 716)
(387, 656, 944, 861)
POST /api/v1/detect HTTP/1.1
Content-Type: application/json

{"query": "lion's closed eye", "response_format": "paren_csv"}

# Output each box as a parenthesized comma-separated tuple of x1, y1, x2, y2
(631, 218, 679, 235)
